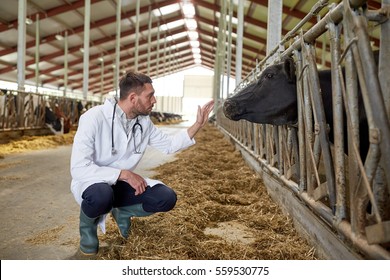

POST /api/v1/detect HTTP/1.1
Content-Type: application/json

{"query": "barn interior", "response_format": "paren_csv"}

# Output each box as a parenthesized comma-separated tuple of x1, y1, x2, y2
(1, 0, 389, 266)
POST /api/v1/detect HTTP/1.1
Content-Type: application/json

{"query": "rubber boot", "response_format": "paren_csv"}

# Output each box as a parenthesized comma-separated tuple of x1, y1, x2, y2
(111, 204, 153, 239)
(79, 209, 99, 255)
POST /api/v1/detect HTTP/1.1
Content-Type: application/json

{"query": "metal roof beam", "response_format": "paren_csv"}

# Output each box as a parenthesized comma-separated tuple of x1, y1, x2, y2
(0, 0, 104, 33)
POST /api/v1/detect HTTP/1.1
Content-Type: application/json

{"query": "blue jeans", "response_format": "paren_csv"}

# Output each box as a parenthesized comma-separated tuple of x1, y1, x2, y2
(81, 181, 177, 218)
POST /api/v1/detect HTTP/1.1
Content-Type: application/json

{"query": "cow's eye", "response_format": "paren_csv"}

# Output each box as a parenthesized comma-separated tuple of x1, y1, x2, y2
(266, 73, 274, 79)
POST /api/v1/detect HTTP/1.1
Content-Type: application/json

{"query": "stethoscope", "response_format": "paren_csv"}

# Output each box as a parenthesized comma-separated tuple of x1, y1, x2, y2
(111, 102, 143, 155)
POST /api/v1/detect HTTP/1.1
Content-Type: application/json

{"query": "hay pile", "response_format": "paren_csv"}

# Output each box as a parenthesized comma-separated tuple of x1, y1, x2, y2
(99, 124, 316, 260)
(0, 132, 75, 156)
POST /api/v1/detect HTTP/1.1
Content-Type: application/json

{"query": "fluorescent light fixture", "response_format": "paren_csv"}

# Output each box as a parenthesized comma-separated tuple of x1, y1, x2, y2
(159, 19, 184, 31)
(190, 40, 200, 48)
(188, 31, 198, 40)
(159, 3, 180, 16)
(194, 58, 202, 64)
(182, 3, 195, 18)
(55, 34, 64, 41)
(152, 8, 161, 17)
(166, 32, 187, 41)
(193, 53, 201, 59)
(185, 18, 197, 30)
(159, 24, 168, 31)
(192, 47, 200, 54)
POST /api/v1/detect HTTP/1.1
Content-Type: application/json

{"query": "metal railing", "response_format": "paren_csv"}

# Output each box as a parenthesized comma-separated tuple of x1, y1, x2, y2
(217, 0, 390, 259)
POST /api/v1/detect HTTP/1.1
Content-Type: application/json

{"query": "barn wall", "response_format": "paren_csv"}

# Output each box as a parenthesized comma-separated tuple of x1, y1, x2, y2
(183, 75, 213, 119)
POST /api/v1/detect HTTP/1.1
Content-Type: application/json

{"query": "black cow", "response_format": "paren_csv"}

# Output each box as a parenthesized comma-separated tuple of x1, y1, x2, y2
(223, 54, 374, 159)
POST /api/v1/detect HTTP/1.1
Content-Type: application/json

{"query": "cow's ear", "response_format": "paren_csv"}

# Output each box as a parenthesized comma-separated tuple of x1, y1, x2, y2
(283, 57, 296, 83)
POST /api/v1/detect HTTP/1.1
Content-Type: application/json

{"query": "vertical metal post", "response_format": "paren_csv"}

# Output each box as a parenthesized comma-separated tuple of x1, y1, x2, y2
(226, 0, 233, 98)
(156, 22, 161, 78)
(82, 0, 91, 100)
(345, 0, 390, 191)
(64, 31, 68, 97)
(163, 35, 167, 76)
(295, 50, 307, 192)
(304, 43, 336, 213)
(115, 0, 121, 98)
(134, 0, 140, 71)
(147, 6, 153, 76)
(35, 13, 40, 93)
(266, 0, 283, 170)
(328, 17, 346, 220)
(17, 0, 27, 127)
(266, 0, 282, 62)
(213, 0, 226, 114)
(235, 0, 244, 87)
(100, 58, 104, 100)
(379, 0, 390, 119)
(17, 0, 26, 92)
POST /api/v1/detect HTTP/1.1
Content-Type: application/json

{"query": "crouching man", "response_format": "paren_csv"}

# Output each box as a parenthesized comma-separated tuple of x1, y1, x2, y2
(70, 71, 214, 255)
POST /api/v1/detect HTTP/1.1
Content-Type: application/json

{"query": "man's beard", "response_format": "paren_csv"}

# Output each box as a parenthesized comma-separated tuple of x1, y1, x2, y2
(133, 103, 151, 116)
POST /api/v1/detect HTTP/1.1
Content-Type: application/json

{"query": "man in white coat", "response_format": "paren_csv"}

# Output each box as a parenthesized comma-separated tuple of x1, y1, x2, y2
(70, 71, 214, 255)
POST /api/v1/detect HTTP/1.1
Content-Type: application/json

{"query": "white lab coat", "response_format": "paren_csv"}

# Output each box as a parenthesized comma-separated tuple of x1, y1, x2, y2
(70, 98, 195, 231)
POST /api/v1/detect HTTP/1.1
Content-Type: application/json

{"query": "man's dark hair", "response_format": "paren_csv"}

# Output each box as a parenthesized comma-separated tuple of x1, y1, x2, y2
(119, 71, 153, 100)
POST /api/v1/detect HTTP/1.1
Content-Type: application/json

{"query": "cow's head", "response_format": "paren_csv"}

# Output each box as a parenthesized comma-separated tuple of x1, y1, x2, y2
(223, 57, 298, 125)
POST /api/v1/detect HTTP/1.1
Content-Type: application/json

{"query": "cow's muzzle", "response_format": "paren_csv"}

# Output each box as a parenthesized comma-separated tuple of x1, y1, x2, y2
(223, 99, 241, 121)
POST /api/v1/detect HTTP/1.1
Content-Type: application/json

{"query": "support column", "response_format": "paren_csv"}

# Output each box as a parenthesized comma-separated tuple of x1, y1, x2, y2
(100, 58, 104, 102)
(35, 13, 40, 93)
(82, 0, 91, 100)
(156, 22, 161, 78)
(17, 0, 27, 92)
(17, 0, 27, 127)
(235, 0, 244, 87)
(134, 0, 140, 71)
(379, 0, 390, 119)
(266, 0, 282, 61)
(64, 31, 68, 97)
(146, 6, 153, 76)
(115, 0, 121, 98)
(226, 0, 233, 98)
(213, 0, 227, 114)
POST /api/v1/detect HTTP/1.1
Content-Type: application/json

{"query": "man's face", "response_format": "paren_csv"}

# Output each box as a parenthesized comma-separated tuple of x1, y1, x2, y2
(133, 83, 156, 116)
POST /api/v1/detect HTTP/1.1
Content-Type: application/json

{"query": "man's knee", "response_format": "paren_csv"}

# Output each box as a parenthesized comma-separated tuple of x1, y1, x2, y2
(144, 184, 177, 213)
(81, 183, 114, 217)
(160, 187, 177, 211)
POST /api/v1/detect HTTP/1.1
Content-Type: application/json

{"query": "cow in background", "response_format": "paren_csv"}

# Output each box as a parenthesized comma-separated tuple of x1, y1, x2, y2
(40, 103, 71, 134)
(54, 104, 71, 133)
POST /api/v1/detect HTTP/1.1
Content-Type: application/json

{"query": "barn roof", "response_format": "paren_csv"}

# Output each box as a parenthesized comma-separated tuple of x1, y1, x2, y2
(0, 0, 382, 96)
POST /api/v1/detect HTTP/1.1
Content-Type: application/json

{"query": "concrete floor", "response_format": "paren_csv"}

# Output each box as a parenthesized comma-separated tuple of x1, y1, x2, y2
(0, 125, 184, 260)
